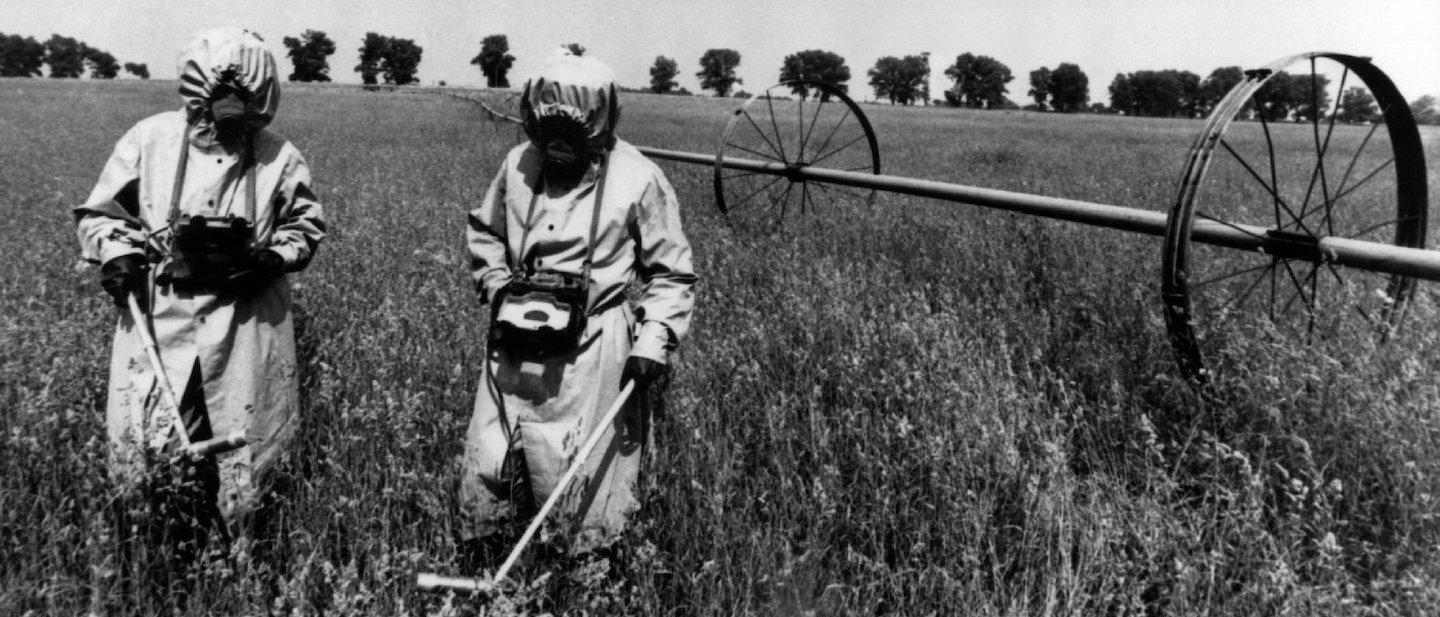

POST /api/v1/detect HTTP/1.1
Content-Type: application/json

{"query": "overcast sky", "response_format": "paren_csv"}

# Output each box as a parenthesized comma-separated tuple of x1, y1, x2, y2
(6, 0, 1438, 102)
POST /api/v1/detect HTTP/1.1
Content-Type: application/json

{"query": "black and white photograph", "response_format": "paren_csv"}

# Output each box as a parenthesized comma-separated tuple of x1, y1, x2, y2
(2, 0, 1439, 614)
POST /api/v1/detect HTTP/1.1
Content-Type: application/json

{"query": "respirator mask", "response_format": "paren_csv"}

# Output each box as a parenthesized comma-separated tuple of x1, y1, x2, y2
(532, 113, 596, 178)
(207, 83, 250, 142)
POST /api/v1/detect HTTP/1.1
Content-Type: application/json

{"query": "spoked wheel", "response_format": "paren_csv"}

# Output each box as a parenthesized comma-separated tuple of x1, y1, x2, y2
(1162, 52, 1428, 383)
(713, 80, 880, 230)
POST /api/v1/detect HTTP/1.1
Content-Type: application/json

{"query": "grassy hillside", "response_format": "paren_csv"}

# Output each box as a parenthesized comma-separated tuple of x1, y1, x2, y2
(3, 78, 1440, 615)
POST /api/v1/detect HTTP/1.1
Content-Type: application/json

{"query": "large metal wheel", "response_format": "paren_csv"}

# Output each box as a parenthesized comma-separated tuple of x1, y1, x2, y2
(713, 80, 880, 230)
(1161, 52, 1428, 383)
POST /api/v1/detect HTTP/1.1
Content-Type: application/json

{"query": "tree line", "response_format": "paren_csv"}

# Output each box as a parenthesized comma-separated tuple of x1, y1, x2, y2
(1, 32, 147, 79)
(6, 28, 1438, 125)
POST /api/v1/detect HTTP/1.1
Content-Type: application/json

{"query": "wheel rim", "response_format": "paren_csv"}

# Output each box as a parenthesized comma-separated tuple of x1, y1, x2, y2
(1161, 52, 1428, 383)
(713, 80, 880, 231)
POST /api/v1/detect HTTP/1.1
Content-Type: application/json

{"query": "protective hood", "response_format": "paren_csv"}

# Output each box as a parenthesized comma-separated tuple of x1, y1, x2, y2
(177, 28, 280, 134)
(521, 49, 620, 151)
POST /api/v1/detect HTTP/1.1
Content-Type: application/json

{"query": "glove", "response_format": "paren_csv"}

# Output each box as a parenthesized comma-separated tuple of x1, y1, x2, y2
(227, 249, 285, 293)
(99, 254, 147, 307)
(623, 355, 669, 387)
(248, 248, 285, 276)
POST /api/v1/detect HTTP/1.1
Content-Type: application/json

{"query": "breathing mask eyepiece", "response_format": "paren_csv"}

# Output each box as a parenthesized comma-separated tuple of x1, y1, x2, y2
(208, 83, 250, 140)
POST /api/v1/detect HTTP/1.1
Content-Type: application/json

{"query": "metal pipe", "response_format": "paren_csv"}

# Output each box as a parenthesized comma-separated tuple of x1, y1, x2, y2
(636, 147, 1440, 283)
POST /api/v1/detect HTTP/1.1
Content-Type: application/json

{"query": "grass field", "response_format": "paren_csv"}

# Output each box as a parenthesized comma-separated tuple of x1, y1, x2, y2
(3, 77, 1440, 615)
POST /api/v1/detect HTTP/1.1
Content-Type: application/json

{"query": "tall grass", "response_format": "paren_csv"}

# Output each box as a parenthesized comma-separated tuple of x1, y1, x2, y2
(3, 78, 1439, 615)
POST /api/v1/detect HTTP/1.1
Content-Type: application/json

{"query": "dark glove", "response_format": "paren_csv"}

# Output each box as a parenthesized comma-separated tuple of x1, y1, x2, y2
(249, 248, 285, 276)
(227, 249, 285, 293)
(99, 254, 147, 307)
(623, 356, 669, 387)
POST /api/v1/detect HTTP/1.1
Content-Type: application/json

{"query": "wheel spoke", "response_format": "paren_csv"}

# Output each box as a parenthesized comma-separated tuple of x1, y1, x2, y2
(808, 107, 854, 164)
(800, 96, 826, 162)
(810, 133, 870, 168)
(741, 110, 787, 162)
(1298, 157, 1396, 229)
(728, 174, 785, 212)
(1193, 261, 1273, 288)
(1299, 61, 1337, 236)
(766, 94, 788, 163)
(1259, 110, 1283, 229)
(1316, 66, 1351, 236)
(1350, 214, 1418, 240)
(1218, 139, 1313, 236)
(1196, 211, 1268, 241)
(1322, 120, 1381, 227)
(1214, 259, 1276, 323)
(773, 181, 795, 225)
(725, 140, 786, 163)
(1277, 260, 1314, 318)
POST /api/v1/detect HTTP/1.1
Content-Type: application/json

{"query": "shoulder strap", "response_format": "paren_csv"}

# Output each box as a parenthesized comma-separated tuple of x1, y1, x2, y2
(583, 152, 610, 283)
(166, 123, 260, 227)
(514, 154, 611, 280)
(166, 124, 192, 225)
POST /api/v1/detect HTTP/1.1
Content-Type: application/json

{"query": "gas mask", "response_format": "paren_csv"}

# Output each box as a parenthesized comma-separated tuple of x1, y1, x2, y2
(207, 83, 250, 142)
(532, 113, 596, 179)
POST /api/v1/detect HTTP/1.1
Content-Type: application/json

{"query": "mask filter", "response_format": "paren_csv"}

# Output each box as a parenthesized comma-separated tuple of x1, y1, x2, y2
(209, 84, 248, 138)
(532, 114, 593, 174)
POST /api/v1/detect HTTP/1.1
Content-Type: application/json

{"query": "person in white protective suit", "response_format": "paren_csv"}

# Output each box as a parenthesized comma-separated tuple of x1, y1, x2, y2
(460, 50, 697, 558)
(73, 28, 325, 539)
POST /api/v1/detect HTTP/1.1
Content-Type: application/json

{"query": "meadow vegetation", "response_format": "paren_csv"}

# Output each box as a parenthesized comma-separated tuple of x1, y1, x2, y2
(3, 78, 1440, 615)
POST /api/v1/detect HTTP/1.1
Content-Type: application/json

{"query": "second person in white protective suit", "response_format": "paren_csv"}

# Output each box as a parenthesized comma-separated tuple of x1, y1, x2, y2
(460, 50, 698, 559)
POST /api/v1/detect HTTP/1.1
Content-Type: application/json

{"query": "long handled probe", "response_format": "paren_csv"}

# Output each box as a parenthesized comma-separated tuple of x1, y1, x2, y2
(416, 380, 637, 594)
(126, 293, 247, 458)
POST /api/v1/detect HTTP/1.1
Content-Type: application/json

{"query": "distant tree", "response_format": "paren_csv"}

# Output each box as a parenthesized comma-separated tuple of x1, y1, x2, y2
(1199, 66, 1243, 115)
(356, 32, 386, 85)
(779, 49, 850, 101)
(944, 52, 1013, 109)
(868, 55, 928, 105)
(1338, 86, 1378, 123)
(1175, 70, 1202, 117)
(380, 37, 422, 85)
(1251, 71, 1299, 121)
(0, 33, 46, 77)
(44, 34, 88, 78)
(1108, 73, 1134, 115)
(1291, 73, 1332, 122)
(1089, 102, 1109, 114)
(1049, 63, 1088, 112)
(1114, 69, 1200, 117)
(123, 62, 149, 79)
(1028, 66, 1052, 110)
(696, 48, 742, 97)
(649, 55, 679, 94)
(282, 30, 336, 82)
(564, 43, 586, 56)
(919, 52, 931, 106)
(84, 48, 119, 79)
(1411, 95, 1440, 126)
(471, 34, 515, 88)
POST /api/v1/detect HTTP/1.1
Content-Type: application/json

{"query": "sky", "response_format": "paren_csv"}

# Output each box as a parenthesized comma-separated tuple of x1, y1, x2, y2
(6, 0, 1439, 103)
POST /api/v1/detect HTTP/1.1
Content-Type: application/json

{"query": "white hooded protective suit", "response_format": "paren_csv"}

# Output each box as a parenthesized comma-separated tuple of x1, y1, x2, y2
(73, 28, 325, 522)
(461, 51, 697, 551)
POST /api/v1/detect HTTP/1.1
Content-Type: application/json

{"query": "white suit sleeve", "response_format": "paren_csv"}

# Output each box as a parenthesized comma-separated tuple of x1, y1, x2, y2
(74, 125, 148, 265)
(630, 171, 698, 363)
(264, 151, 326, 272)
(467, 162, 514, 305)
